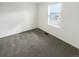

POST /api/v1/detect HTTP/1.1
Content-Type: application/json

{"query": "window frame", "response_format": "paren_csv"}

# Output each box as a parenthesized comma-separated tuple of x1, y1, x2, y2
(48, 3, 63, 28)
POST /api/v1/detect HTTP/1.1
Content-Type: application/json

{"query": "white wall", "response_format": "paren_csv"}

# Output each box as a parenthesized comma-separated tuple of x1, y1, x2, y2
(0, 2, 38, 38)
(38, 2, 79, 49)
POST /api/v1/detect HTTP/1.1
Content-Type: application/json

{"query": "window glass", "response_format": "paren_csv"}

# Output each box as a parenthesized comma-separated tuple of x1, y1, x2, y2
(48, 3, 62, 28)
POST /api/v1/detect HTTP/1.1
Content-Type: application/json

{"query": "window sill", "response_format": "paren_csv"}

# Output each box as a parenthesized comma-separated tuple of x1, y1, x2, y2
(48, 23, 61, 29)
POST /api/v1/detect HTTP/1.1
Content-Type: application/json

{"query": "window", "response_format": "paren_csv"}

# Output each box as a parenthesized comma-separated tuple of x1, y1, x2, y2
(48, 3, 62, 28)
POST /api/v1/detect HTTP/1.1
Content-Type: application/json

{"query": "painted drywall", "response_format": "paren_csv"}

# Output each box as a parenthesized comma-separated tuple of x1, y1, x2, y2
(38, 2, 79, 49)
(0, 2, 38, 38)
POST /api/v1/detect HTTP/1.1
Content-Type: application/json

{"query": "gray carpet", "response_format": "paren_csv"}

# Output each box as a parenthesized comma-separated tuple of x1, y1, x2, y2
(0, 28, 79, 57)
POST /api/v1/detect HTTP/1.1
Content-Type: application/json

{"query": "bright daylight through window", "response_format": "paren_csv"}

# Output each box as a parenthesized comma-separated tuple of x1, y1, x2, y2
(48, 3, 62, 28)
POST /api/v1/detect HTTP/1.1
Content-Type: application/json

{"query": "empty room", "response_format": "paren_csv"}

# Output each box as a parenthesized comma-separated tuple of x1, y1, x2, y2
(0, 1, 79, 57)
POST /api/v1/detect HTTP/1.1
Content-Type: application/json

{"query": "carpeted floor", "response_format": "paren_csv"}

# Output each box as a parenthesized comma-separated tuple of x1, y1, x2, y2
(0, 28, 79, 57)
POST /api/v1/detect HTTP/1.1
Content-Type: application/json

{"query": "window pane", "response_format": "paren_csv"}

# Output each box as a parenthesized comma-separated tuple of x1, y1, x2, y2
(50, 3, 62, 13)
(48, 3, 62, 28)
